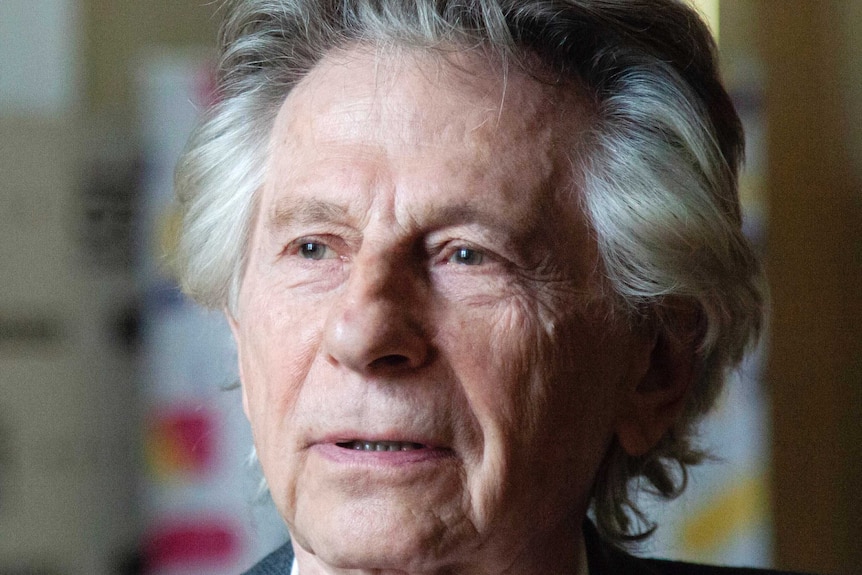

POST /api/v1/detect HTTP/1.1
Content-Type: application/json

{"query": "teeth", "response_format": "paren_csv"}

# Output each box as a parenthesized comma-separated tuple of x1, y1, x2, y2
(340, 440, 424, 452)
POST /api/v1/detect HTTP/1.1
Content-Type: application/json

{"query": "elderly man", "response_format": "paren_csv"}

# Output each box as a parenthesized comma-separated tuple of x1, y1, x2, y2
(174, 1, 795, 574)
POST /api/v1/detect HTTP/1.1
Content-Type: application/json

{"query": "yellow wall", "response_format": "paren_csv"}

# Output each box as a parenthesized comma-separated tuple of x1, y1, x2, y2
(82, 0, 218, 116)
(757, 2, 862, 573)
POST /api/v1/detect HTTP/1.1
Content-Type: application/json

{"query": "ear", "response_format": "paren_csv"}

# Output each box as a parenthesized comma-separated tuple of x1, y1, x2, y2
(226, 309, 251, 420)
(614, 313, 699, 457)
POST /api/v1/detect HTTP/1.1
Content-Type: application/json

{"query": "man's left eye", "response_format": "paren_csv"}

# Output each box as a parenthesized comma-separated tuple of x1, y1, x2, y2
(449, 247, 484, 266)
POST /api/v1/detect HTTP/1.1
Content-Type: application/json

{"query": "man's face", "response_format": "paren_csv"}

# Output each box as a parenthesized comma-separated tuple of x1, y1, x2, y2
(231, 47, 653, 573)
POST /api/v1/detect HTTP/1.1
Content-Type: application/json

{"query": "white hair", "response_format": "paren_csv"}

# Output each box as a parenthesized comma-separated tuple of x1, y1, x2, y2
(174, 0, 765, 544)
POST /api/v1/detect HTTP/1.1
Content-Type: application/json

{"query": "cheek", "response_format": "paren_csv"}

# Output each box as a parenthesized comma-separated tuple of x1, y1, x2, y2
(455, 289, 625, 449)
(442, 294, 617, 522)
(235, 296, 328, 518)
(443, 294, 556, 448)
(236, 287, 327, 441)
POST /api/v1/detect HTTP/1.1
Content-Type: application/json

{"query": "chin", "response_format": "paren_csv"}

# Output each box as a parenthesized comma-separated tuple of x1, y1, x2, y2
(291, 498, 468, 572)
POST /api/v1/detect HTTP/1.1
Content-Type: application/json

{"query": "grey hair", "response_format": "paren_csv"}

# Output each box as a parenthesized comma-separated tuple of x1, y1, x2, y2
(174, 0, 765, 545)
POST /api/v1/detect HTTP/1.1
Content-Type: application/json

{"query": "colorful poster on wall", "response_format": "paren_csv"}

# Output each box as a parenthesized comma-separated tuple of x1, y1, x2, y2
(136, 52, 286, 575)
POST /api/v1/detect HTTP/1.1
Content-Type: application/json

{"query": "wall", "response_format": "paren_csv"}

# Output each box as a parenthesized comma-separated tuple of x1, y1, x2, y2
(757, 1, 862, 574)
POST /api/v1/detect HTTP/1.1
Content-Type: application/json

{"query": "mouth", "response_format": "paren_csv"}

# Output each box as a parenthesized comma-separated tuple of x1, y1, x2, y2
(335, 440, 426, 452)
(314, 436, 453, 467)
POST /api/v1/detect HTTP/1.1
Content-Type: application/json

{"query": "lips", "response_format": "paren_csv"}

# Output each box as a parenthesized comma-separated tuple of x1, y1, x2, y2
(336, 440, 426, 452)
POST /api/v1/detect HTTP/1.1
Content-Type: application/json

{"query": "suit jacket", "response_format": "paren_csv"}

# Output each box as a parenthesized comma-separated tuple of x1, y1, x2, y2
(243, 522, 808, 574)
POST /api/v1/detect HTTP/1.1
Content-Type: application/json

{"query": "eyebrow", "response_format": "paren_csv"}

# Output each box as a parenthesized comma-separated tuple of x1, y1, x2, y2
(267, 195, 529, 239)
(430, 203, 540, 239)
(268, 198, 349, 230)
(424, 204, 509, 231)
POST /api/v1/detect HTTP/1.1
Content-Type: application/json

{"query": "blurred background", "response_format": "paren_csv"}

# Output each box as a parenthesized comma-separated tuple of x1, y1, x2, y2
(0, 1, 859, 574)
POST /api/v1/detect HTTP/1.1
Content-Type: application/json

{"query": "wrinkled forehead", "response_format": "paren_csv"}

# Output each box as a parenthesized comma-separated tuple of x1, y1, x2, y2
(274, 43, 593, 157)
(263, 46, 598, 241)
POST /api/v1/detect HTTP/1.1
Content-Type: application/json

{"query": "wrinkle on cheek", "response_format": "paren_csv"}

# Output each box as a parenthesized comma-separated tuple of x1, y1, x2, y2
(413, 483, 483, 560)
(495, 286, 601, 450)
(487, 299, 538, 377)
(490, 285, 575, 369)
(461, 437, 508, 553)
(482, 295, 554, 457)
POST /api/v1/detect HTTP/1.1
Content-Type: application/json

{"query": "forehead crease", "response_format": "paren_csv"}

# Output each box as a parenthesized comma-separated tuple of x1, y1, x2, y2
(269, 196, 349, 229)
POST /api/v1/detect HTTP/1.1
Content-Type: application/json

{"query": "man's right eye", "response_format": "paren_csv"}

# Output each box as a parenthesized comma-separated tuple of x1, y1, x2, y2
(299, 242, 330, 260)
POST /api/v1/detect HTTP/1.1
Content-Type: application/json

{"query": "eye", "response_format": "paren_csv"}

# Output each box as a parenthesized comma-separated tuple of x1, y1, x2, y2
(298, 241, 332, 260)
(449, 247, 484, 266)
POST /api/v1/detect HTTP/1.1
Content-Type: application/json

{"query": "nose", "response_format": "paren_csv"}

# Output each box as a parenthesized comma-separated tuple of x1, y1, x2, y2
(323, 252, 430, 374)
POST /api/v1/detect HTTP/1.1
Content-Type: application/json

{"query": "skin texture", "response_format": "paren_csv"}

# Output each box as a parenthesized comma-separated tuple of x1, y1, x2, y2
(229, 47, 661, 574)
